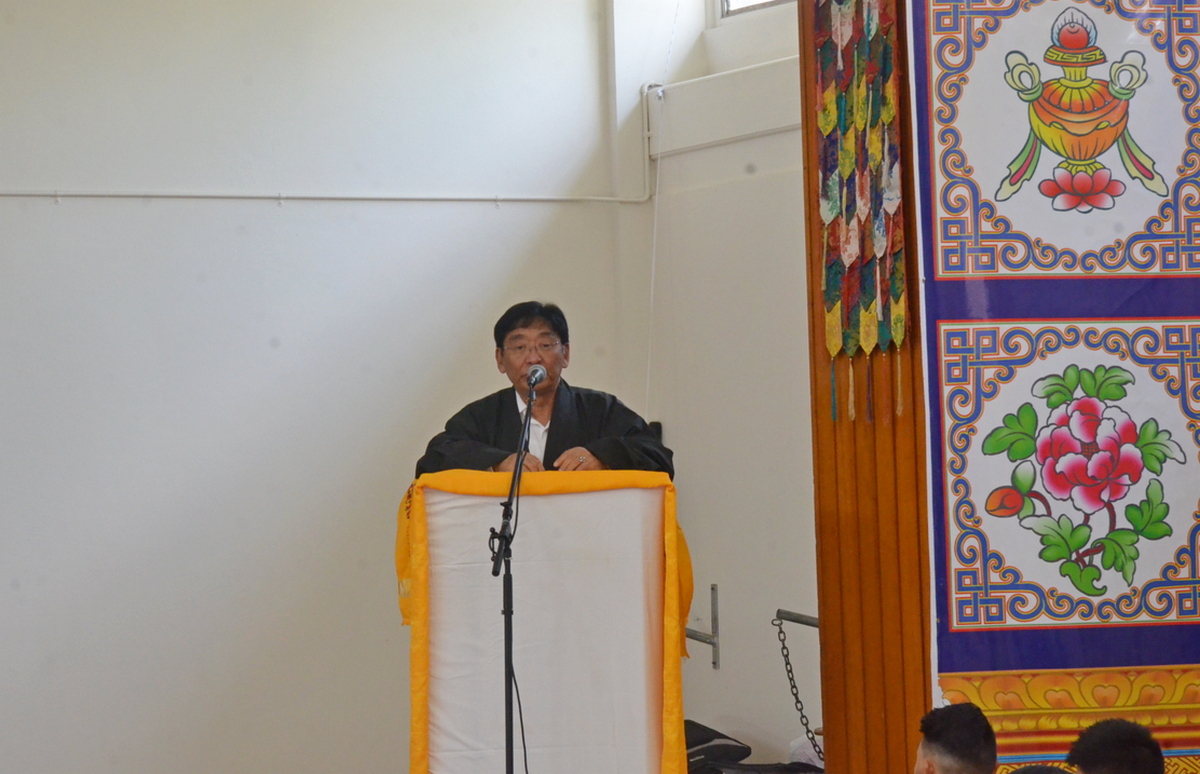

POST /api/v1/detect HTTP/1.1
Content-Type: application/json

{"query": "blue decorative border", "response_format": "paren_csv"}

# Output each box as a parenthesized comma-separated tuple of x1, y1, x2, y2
(941, 321, 1200, 627)
(928, 0, 1200, 276)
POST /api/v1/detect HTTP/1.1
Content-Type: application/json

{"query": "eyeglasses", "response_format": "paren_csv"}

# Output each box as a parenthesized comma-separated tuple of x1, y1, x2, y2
(502, 340, 562, 357)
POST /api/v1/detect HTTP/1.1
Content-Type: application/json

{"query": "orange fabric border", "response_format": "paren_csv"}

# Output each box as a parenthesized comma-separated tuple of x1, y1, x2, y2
(941, 666, 1200, 757)
(398, 482, 432, 774)
(395, 470, 691, 774)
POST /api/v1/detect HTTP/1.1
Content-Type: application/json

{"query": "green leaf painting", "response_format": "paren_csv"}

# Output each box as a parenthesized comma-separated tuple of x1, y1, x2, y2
(1060, 560, 1106, 596)
(1136, 419, 1186, 476)
(981, 402, 1038, 461)
(1078, 364, 1134, 401)
(1032, 365, 1079, 409)
(1124, 479, 1172, 541)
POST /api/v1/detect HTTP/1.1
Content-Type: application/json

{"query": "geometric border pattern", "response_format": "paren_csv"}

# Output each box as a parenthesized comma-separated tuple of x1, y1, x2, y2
(940, 320, 1200, 626)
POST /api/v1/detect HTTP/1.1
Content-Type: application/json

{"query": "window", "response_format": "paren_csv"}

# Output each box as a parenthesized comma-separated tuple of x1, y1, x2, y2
(722, 0, 795, 18)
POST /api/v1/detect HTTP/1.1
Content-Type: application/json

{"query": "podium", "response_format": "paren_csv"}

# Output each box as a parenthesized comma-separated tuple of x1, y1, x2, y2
(396, 470, 691, 774)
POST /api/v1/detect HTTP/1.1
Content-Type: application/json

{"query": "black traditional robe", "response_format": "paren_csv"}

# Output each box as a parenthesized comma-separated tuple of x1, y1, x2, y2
(415, 381, 673, 478)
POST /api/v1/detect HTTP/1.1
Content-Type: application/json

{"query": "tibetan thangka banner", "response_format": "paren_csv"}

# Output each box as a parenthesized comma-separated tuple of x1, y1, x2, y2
(815, 0, 909, 357)
(908, 0, 1200, 769)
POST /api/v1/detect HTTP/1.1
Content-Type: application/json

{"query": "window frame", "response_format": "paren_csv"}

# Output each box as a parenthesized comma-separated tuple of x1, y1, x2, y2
(720, 0, 796, 20)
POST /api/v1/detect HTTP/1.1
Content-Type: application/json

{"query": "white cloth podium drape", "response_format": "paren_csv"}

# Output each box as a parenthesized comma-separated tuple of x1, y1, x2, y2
(397, 471, 689, 774)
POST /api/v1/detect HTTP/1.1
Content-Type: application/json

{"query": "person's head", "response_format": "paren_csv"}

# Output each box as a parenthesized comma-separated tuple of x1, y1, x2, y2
(493, 301, 571, 397)
(1066, 719, 1163, 774)
(914, 702, 997, 774)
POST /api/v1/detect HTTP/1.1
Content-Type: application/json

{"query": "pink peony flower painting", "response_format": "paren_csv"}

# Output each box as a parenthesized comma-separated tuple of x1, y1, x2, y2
(1035, 397, 1144, 515)
(980, 363, 1185, 595)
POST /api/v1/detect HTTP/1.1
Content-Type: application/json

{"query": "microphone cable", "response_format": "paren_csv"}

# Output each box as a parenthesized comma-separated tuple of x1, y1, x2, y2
(512, 665, 531, 774)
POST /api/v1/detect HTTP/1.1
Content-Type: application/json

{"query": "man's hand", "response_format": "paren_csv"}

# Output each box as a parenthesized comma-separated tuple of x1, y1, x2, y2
(495, 453, 545, 473)
(554, 447, 607, 472)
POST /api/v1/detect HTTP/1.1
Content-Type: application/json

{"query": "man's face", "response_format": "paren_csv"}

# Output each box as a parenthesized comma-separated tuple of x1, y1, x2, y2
(495, 320, 569, 397)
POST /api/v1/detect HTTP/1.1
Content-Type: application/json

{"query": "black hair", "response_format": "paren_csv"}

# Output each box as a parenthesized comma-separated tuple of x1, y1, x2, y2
(1066, 719, 1163, 774)
(1009, 766, 1066, 774)
(919, 703, 997, 774)
(493, 301, 569, 348)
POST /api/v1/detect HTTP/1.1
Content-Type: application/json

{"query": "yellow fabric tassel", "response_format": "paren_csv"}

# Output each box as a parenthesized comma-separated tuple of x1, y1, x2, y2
(892, 288, 907, 348)
(827, 300, 844, 358)
(848, 358, 857, 421)
(860, 301, 879, 355)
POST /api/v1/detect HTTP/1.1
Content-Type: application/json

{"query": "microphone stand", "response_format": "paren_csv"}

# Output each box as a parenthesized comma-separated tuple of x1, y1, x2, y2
(489, 376, 537, 774)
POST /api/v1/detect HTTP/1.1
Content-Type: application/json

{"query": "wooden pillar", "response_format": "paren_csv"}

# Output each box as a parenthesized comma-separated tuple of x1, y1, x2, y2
(797, 1, 933, 771)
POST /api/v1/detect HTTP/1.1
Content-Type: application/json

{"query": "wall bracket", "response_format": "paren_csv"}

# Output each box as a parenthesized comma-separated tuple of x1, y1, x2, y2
(685, 583, 720, 669)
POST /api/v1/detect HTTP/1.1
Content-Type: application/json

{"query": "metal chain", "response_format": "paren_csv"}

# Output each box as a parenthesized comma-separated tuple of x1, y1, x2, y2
(772, 618, 824, 763)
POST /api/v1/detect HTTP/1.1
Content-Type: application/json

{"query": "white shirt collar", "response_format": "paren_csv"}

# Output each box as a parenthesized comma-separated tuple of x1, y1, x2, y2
(514, 390, 549, 464)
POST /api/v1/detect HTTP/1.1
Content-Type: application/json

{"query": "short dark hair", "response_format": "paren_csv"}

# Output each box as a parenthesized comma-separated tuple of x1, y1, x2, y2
(1067, 719, 1163, 774)
(920, 703, 997, 774)
(493, 301, 569, 348)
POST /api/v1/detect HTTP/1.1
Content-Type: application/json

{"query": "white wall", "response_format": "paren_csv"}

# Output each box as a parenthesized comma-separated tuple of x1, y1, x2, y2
(640, 64, 821, 762)
(0, 1, 817, 771)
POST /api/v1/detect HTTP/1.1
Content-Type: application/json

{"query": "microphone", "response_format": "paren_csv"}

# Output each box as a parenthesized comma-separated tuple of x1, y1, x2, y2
(527, 365, 547, 387)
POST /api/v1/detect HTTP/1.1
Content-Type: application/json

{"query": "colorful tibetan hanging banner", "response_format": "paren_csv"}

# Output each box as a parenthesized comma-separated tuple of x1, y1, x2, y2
(908, 0, 1200, 768)
(815, 0, 908, 358)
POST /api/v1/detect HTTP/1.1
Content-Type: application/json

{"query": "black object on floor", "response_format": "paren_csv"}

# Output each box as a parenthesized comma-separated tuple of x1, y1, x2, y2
(686, 720, 751, 774)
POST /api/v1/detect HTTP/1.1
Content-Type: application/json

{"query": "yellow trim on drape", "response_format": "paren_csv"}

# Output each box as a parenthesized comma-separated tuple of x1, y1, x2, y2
(659, 481, 687, 774)
(395, 470, 691, 774)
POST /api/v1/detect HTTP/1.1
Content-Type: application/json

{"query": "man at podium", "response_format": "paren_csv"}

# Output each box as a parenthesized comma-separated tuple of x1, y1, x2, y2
(416, 300, 673, 478)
